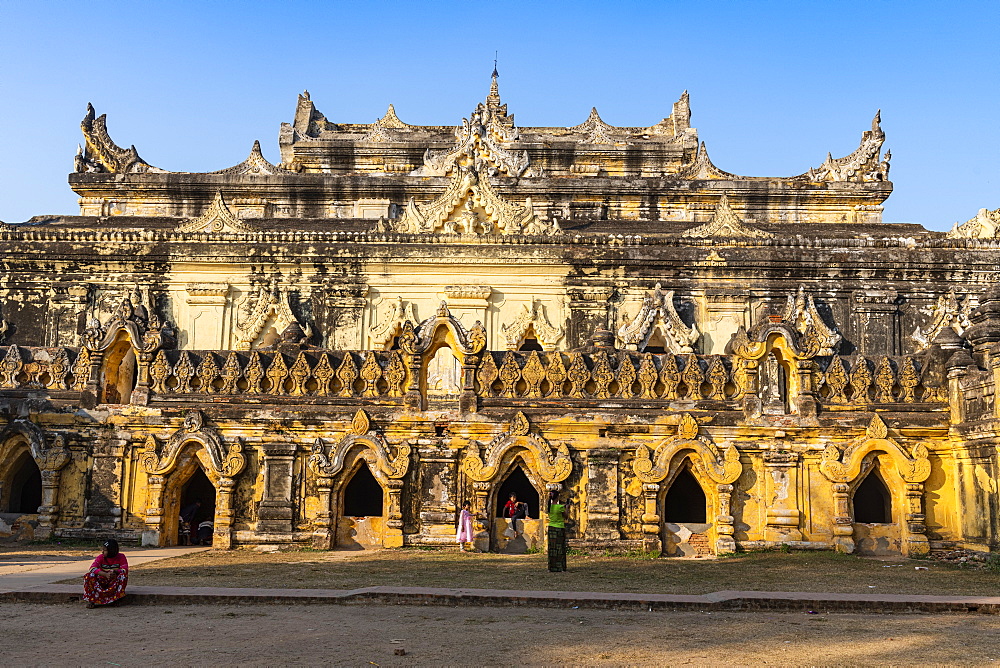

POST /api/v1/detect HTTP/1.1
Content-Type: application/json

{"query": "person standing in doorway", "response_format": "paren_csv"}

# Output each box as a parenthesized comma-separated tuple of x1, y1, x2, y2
(547, 490, 567, 572)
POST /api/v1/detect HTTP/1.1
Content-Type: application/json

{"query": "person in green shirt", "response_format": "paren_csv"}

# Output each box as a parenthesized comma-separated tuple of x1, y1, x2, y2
(547, 490, 567, 572)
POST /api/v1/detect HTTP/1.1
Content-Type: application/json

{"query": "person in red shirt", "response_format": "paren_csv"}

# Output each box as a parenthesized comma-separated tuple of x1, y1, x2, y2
(502, 492, 528, 540)
(83, 539, 129, 608)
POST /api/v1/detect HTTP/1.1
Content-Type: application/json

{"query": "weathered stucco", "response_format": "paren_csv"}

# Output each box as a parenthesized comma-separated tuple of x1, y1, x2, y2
(2, 76, 999, 557)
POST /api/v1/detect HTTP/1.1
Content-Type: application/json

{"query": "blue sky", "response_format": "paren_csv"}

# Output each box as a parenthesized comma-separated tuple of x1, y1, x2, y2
(0, 1, 997, 229)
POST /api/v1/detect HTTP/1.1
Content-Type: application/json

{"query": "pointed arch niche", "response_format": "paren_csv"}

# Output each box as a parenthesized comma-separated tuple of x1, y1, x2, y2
(307, 410, 411, 549)
(139, 411, 246, 548)
(632, 414, 743, 555)
(0, 422, 71, 537)
(462, 413, 571, 553)
(820, 416, 931, 557)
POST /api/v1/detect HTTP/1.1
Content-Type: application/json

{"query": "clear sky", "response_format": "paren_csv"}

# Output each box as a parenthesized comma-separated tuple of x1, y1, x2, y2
(0, 1, 997, 230)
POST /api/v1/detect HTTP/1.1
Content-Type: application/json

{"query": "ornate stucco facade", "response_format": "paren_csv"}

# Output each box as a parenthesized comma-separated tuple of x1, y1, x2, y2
(2, 74, 1000, 557)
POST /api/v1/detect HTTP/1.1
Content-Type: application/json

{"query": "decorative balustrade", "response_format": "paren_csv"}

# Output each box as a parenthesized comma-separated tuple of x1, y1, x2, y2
(0, 344, 952, 410)
(149, 349, 407, 399)
(476, 350, 746, 402)
(815, 355, 942, 405)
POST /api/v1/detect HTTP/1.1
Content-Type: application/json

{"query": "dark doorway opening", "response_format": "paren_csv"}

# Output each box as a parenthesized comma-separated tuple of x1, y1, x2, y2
(180, 467, 216, 529)
(853, 470, 892, 523)
(496, 465, 539, 518)
(343, 463, 383, 516)
(518, 338, 543, 352)
(645, 346, 667, 355)
(664, 468, 707, 523)
(7, 452, 42, 513)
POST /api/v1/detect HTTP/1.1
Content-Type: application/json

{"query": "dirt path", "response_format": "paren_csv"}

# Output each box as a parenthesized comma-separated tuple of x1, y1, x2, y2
(3, 602, 999, 665)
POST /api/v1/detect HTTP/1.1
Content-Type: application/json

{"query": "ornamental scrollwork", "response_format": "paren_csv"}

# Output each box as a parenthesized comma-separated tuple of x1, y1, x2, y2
(462, 413, 572, 484)
(632, 413, 742, 485)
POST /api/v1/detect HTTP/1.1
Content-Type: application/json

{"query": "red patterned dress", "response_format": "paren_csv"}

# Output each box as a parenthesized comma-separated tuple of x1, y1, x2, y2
(83, 553, 129, 605)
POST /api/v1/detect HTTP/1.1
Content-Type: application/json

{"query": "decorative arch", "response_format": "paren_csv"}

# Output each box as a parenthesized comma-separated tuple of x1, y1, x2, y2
(500, 301, 565, 351)
(631, 413, 742, 554)
(0, 420, 71, 535)
(819, 415, 931, 556)
(461, 412, 568, 551)
(138, 410, 246, 548)
(234, 278, 307, 351)
(397, 302, 487, 411)
(307, 410, 411, 548)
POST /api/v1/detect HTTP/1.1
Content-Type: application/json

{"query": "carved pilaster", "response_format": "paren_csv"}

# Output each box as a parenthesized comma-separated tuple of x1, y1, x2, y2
(763, 449, 802, 542)
(904, 482, 929, 556)
(716, 483, 736, 553)
(641, 482, 662, 554)
(257, 442, 297, 533)
(215, 476, 237, 549)
(567, 287, 614, 348)
(312, 476, 335, 549)
(582, 449, 621, 541)
(831, 482, 855, 553)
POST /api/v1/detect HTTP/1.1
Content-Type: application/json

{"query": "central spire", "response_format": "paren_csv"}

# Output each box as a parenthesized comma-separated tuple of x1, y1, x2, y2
(487, 53, 500, 107)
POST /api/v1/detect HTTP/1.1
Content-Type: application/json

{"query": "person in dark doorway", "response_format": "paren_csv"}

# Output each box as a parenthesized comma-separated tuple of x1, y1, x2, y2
(502, 492, 528, 540)
(83, 539, 128, 608)
(179, 499, 201, 545)
(197, 519, 214, 546)
(546, 490, 567, 572)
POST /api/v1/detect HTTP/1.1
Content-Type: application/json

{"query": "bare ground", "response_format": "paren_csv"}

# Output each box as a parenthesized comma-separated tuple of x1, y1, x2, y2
(2, 601, 1000, 666)
(123, 547, 1000, 596)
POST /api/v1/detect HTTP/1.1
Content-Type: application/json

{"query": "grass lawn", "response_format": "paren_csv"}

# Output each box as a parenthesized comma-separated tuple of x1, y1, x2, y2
(126, 547, 1000, 596)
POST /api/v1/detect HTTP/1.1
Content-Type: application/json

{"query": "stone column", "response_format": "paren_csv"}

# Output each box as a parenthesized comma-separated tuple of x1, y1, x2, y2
(403, 353, 423, 410)
(792, 360, 818, 420)
(472, 480, 491, 552)
(35, 469, 62, 539)
(257, 442, 297, 534)
(904, 482, 929, 556)
(214, 476, 237, 549)
(142, 474, 166, 547)
(641, 482, 662, 554)
(384, 478, 405, 548)
(459, 355, 479, 414)
(715, 483, 736, 553)
(763, 450, 802, 542)
(831, 482, 855, 553)
(582, 449, 621, 542)
(312, 476, 335, 549)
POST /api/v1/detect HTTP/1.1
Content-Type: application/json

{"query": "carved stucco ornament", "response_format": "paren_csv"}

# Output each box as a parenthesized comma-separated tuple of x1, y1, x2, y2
(780, 286, 842, 356)
(947, 207, 1000, 240)
(500, 300, 565, 350)
(418, 86, 531, 178)
(140, 410, 246, 478)
(462, 411, 572, 484)
(210, 140, 292, 176)
(398, 302, 486, 358)
(306, 409, 411, 480)
(617, 283, 699, 353)
(0, 420, 71, 472)
(806, 111, 890, 183)
(395, 161, 558, 236)
(76, 103, 166, 174)
(819, 415, 930, 483)
(912, 290, 972, 351)
(177, 192, 258, 234)
(369, 297, 419, 348)
(234, 278, 310, 350)
(84, 288, 174, 355)
(632, 413, 742, 485)
(680, 194, 774, 239)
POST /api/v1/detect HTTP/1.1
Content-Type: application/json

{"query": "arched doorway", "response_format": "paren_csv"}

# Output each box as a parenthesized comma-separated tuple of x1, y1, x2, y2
(99, 337, 137, 404)
(4, 451, 42, 514)
(493, 462, 542, 553)
(338, 460, 386, 549)
(179, 467, 217, 545)
(662, 465, 712, 556)
(851, 460, 900, 555)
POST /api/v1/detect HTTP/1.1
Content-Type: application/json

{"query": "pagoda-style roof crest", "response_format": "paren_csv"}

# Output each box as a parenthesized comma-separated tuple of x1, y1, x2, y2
(211, 140, 292, 176)
(680, 194, 774, 239)
(75, 103, 166, 174)
(177, 192, 258, 234)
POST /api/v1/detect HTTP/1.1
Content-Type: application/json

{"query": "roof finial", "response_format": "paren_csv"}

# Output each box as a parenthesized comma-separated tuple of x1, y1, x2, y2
(487, 52, 500, 105)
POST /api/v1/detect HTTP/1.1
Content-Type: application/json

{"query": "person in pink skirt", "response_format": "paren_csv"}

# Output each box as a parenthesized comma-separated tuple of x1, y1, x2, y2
(456, 500, 475, 552)
(83, 539, 129, 608)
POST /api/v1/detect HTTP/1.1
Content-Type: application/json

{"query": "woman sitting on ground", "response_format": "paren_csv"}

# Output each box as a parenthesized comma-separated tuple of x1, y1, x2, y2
(83, 539, 129, 608)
